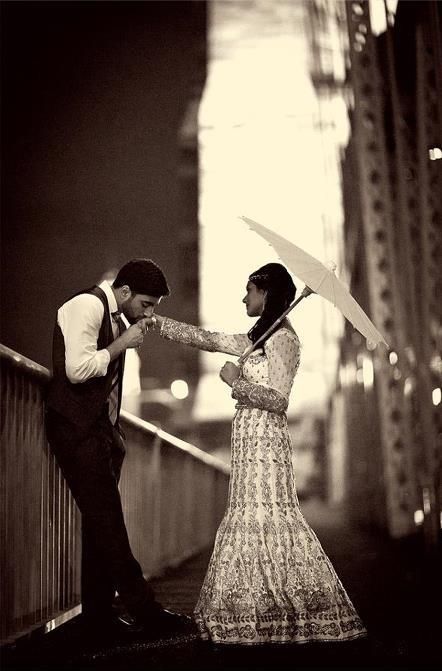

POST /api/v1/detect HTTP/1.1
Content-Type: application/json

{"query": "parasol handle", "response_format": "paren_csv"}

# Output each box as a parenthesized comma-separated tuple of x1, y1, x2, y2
(237, 286, 314, 365)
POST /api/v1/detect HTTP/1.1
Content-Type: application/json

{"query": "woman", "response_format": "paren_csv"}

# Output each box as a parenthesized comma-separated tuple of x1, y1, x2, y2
(150, 263, 366, 645)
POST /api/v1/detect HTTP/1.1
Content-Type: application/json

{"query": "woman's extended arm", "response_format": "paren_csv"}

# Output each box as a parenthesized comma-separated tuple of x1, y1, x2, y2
(152, 315, 251, 357)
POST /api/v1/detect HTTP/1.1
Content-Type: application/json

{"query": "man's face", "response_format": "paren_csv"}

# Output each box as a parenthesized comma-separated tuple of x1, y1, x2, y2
(122, 292, 161, 324)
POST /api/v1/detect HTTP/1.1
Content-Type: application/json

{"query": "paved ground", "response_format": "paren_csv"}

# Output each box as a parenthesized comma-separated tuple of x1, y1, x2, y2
(3, 499, 441, 670)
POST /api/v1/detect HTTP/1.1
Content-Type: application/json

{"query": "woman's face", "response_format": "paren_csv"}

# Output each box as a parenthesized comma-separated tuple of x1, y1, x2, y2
(243, 281, 266, 317)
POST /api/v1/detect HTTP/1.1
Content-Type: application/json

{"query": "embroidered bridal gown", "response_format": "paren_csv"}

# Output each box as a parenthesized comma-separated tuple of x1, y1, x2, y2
(160, 318, 366, 645)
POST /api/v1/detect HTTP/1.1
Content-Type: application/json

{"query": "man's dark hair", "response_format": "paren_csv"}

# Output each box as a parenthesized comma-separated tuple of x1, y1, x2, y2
(113, 258, 170, 298)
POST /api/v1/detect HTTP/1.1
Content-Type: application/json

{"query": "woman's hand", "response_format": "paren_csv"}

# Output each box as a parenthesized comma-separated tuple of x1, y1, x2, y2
(219, 361, 241, 387)
(144, 314, 165, 330)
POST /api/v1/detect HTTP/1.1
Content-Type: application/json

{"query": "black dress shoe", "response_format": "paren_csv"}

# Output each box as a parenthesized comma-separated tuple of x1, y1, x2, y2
(114, 612, 144, 635)
(140, 608, 195, 635)
(78, 612, 143, 641)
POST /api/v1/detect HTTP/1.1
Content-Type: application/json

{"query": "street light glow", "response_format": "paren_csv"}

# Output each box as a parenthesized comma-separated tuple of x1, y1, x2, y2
(362, 357, 374, 391)
(170, 380, 189, 400)
(432, 388, 441, 406)
(389, 351, 398, 365)
(414, 509, 424, 525)
(429, 147, 442, 160)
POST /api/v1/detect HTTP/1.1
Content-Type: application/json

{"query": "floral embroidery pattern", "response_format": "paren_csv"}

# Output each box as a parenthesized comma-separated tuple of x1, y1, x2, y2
(231, 378, 288, 413)
(160, 318, 366, 644)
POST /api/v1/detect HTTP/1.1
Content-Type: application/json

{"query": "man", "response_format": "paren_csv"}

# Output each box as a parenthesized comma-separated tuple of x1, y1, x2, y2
(45, 258, 190, 638)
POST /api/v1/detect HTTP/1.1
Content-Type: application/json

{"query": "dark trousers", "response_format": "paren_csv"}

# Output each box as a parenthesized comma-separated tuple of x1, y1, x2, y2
(45, 408, 158, 620)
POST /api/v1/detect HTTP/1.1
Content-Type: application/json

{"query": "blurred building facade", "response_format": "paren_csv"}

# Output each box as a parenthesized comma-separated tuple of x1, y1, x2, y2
(318, 0, 441, 542)
(303, 0, 351, 384)
(303, 0, 351, 503)
(1, 1, 207, 421)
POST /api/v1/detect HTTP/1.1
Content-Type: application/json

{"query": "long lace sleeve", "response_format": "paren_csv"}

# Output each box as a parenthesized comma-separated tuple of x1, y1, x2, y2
(231, 330, 301, 413)
(160, 317, 251, 356)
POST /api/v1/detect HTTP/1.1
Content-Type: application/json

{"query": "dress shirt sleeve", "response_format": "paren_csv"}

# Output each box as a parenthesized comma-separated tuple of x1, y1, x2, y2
(58, 294, 111, 383)
(231, 330, 301, 413)
(160, 317, 250, 356)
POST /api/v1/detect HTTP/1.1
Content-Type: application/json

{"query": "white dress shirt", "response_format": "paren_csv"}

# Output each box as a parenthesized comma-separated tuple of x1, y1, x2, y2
(58, 281, 118, 384)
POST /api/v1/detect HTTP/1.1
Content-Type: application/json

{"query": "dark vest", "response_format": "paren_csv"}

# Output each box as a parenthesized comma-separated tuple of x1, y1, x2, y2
(46, 286, 124, 431)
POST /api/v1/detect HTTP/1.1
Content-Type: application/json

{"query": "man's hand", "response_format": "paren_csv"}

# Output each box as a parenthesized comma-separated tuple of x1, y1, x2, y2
(122, 319, 149, 349)
(106, 318, 149, 361)
(219, 361, 241, 387)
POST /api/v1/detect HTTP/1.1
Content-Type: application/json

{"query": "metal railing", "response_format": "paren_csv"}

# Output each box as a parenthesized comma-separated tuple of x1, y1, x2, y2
(0, 344, 230, 645)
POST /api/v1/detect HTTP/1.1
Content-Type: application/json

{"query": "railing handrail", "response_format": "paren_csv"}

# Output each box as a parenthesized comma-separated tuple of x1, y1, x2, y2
(121, 410, 230, 475)
(0, 343, 50, 381)
(0, 342, 230, 475)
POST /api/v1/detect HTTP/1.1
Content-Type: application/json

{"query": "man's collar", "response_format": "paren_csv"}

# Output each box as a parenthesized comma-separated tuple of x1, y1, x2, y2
(98, 280, 118, 315)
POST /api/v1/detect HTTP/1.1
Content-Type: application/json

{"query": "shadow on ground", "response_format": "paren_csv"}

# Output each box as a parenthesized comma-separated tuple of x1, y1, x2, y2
(3, 499, 441, 670)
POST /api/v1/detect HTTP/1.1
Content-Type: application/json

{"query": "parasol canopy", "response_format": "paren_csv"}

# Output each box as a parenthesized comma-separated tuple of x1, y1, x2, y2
(240, 215, 389, 354)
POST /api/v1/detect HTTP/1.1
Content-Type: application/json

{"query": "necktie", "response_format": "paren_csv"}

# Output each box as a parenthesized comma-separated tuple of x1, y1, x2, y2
(108, 312, 126, 424)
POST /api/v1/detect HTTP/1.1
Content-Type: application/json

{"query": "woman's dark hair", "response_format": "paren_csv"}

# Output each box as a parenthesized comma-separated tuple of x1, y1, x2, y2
(247, 263, 296, 345)
(114, 258, 170, 298)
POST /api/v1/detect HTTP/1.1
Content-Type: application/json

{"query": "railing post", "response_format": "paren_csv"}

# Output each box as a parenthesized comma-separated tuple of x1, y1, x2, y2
(1, 344, 230, 645)
(151, 433, 162, 573)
